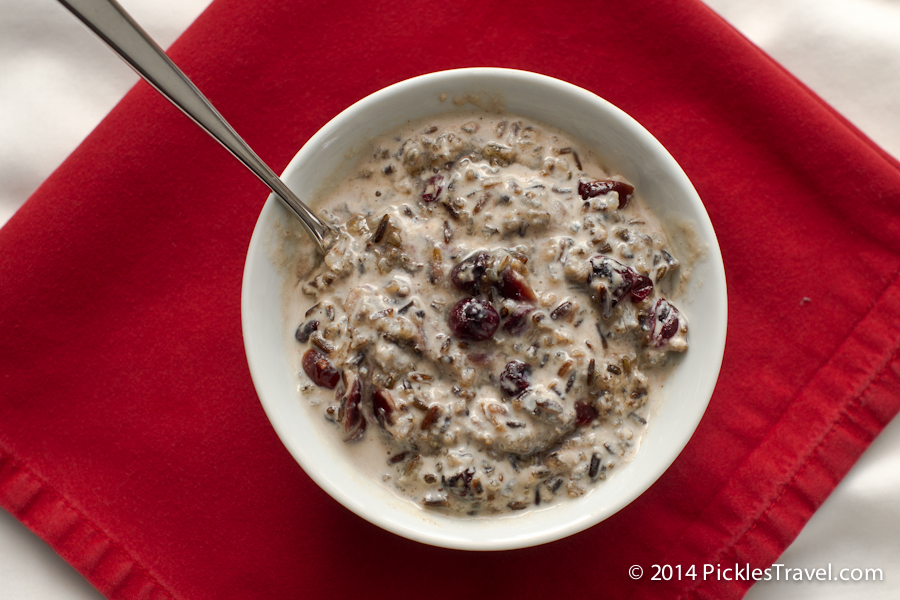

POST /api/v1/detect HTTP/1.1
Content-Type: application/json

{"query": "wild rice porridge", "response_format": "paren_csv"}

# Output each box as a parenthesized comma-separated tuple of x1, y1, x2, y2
(287, 111, 688, 515)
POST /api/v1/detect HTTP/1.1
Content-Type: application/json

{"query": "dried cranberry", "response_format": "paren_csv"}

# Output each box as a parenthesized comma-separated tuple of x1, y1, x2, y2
(629, 274, 654, 302)
(590, 256, 653, 314)
(450, 251, 489, 293)
(422, 174, 444, 202)
(448, 297, 499, 341)
(500, 360, 531, 397)
(502, 304, 533, 335)
(590, 256, 634, 317)
(496, 268, 536, 301)
(302, 348, 340, 389)
(372, 388, 397, 428)
(574, 401, 599, 426)
(647, 298, 681, 346)
(338, 375, 366, 440)
(578, 179, 634, 209)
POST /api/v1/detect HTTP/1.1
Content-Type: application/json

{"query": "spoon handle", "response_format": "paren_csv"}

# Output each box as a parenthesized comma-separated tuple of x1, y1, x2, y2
(57, 0, 334, 253)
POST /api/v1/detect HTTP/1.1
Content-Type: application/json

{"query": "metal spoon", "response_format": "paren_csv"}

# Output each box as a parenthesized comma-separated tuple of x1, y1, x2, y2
(57, 0, 336, 254)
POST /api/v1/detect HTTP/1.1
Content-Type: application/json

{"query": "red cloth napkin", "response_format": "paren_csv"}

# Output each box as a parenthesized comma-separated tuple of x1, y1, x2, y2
(2, 0, 899, 598)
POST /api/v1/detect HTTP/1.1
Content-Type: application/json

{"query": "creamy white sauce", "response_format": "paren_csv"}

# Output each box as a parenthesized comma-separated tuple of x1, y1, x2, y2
(283, 112, 689, 515)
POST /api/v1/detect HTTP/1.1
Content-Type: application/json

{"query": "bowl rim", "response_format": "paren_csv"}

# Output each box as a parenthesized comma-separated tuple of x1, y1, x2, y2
(242, 67, 728, 550)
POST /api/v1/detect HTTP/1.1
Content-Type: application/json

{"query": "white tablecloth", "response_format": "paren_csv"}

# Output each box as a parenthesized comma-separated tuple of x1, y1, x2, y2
(1, 1, 898, 598)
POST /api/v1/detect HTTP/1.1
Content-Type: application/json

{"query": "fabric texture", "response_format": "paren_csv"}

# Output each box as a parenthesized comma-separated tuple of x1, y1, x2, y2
(2, 0, 899, 599)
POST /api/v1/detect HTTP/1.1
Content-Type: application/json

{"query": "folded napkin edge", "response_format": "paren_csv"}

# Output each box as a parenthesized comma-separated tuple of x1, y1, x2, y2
(0, 450, 178, 600)
(646, 267, 900, 598)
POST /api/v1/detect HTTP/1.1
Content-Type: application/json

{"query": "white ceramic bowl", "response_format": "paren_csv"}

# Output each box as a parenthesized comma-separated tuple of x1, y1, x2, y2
(241, 68, 727, 550)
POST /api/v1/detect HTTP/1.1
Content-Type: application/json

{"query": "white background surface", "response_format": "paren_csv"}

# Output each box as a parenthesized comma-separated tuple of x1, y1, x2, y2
(1, 0, 898, 598)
